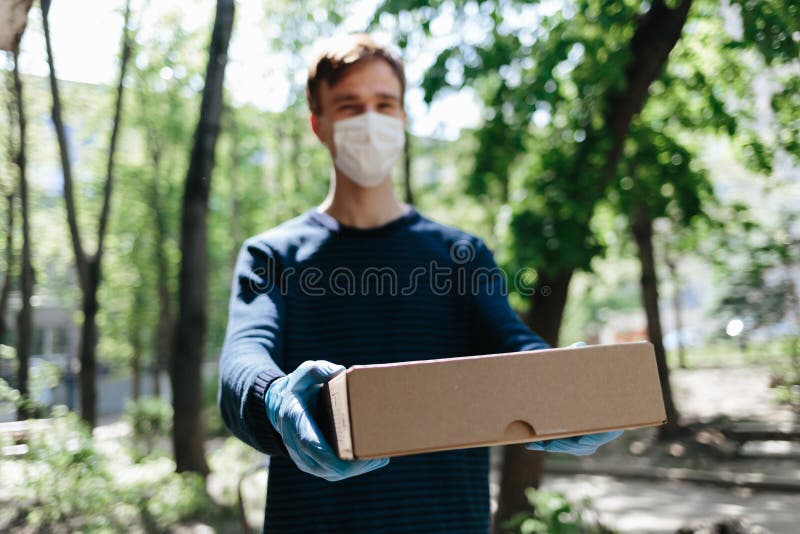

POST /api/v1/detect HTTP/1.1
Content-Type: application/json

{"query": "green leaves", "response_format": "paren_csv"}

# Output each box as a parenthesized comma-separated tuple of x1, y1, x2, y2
(502, 488, 613, 533)
(730, 0, 800, 65)
(610, 122, 711, 227)
(771, 74, 800, 160)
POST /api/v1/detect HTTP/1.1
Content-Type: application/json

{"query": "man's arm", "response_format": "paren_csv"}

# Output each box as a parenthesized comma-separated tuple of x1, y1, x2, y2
(468, 238, 550, 354)
(218, 238, 289, 456)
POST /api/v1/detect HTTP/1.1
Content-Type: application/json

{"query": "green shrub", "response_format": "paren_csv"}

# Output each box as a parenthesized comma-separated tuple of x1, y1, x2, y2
(202, 370, 228, 437)
(502, 489, 615, 534)
(123, 396, 173, 460)
(1, 406, 217, 531)
(0, 347, 59, 418)
(774, 384, 800, 407)
(20, 408, 117, 530)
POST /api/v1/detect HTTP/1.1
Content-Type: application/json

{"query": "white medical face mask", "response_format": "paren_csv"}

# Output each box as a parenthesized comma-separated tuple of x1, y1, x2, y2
(332, 111, 405, 188)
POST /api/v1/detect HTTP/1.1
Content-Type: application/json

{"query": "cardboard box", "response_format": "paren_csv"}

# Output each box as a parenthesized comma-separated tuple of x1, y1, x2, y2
(318, 341, 667, 460)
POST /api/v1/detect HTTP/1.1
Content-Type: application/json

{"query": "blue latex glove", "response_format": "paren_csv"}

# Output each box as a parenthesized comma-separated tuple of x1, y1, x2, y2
(525, 341, 623, 455)
(524, 430, 623, 455)
(265, 360, 390, 481)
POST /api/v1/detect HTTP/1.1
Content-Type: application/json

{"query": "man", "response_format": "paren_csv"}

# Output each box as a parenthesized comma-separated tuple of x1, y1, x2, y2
(218, 33, 620, 533)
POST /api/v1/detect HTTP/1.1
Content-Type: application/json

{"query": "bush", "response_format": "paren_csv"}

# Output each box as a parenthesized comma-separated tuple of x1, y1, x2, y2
(0, 347, 59, 418)
(20, 408, 115, 529)
(502, 489, 615, 534)
(0, 406, 217, 532)
(202, 370, 228, 438)
(123, 396, 173, 460)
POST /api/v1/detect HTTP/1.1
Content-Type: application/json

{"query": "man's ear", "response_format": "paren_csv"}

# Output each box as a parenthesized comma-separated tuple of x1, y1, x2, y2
(310, 113, 323, 142)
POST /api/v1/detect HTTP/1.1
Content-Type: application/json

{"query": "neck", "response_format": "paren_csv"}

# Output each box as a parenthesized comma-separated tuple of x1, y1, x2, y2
(317, 168, 409, 228)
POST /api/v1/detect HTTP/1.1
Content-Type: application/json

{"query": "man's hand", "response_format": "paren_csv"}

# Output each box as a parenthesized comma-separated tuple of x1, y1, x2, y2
(265, 360, 390, 481)
(524, 430, 623, 455)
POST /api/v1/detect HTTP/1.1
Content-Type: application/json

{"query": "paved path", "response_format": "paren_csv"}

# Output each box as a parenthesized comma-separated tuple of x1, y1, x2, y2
(542, 474, 800, 533)
(670, 366, 795, 424)
(537, 365, 800, 533)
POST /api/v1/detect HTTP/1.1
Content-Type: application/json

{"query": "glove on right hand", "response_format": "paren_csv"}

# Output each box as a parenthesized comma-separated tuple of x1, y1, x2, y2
(265, 360, 390, 482)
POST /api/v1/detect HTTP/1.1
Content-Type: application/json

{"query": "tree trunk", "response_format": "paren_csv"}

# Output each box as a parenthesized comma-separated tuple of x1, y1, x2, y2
(2, 71, 16, 345)
(171, 0, 234, 475)
(154, 292, 170, 398)
(131, 338, 141, 400)
(290, 112, 304, 193)
(524, 271, 574, 347)
(664, 252, 686, 368)
(12, 53, 33, 420)
(493, 444, 542, 533)
(403, 129, 413, 205)
(601, 0, 693, 178)
(147, 146, 171, 399)
(494, 1, 693, 523)
(42, 0, 132, 427)
(492, 270, 572, 533)
(0, 191, 14, 344)
(130, 276, 144, 400)
(632, 203, 681, 438)
(79, 271, 99, 426)
(225, 104, 242, 265)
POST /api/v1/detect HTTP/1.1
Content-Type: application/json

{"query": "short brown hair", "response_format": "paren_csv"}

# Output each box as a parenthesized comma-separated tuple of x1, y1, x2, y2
(306, 34, 406, 115)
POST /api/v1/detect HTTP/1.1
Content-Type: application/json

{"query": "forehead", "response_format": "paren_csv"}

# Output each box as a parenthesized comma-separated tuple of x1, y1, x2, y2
(318, 59, 403, 108)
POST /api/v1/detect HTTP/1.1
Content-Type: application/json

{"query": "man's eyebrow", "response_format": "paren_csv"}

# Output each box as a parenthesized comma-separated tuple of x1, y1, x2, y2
(332, 94, 360, 104)
(375, 92, 400, 101)
(331, 92, 400, 104)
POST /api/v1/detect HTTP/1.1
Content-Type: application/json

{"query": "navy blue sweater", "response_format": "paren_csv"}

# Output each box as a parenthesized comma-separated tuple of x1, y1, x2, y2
(218, 206, 549, 533)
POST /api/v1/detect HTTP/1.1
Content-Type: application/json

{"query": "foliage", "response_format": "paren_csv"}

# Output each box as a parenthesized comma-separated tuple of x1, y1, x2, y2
(0, 345, 59, 417)
(502, 489, 615, 534)
(773, 383, 800, 408)
(0, 376, 20, 418)
(207, 436, 266, 509)
(371, 0, 799, 330)
(203, 370, 227, 437)
(0, 406, 221, 532)
(16, 408, 119, 529)
(123, 396, 173, 460)
(2, 4, 799, 523)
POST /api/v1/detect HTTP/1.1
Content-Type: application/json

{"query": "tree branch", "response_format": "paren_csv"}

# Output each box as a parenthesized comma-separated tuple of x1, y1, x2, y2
(95, 0, 133, 265)
(41, 0, 87, 291)
(603, 0, 694, 178)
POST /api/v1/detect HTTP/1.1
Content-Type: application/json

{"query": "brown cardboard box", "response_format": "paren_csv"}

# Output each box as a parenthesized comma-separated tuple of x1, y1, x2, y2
(318, 341, 667, 460)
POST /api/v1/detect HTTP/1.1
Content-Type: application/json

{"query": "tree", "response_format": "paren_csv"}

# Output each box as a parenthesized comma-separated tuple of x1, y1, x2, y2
(372, 0, 799, 527)
(0, 186, 13, 346)
(41, 0, 134, 427)
(716, 211, 800, 372)
(8, 52, 34, 419)
(171, 0, 235, 475)
(1, 76, 16, 346)
(617, 126, 712, 437)
(374, 1, 694, 526)
(125, 14, 201, 398)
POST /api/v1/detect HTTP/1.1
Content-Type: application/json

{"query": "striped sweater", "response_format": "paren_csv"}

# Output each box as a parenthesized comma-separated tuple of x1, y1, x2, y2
(218, 206, 549, 533)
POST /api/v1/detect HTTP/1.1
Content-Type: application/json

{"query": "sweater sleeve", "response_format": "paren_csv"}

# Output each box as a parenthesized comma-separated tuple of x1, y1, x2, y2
(218, 237, 289, 457)
(468, 238, 550, 354)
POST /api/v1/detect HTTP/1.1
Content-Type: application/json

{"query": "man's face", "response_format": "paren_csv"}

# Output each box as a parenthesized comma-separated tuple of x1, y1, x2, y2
(310, 58, 406, 156)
